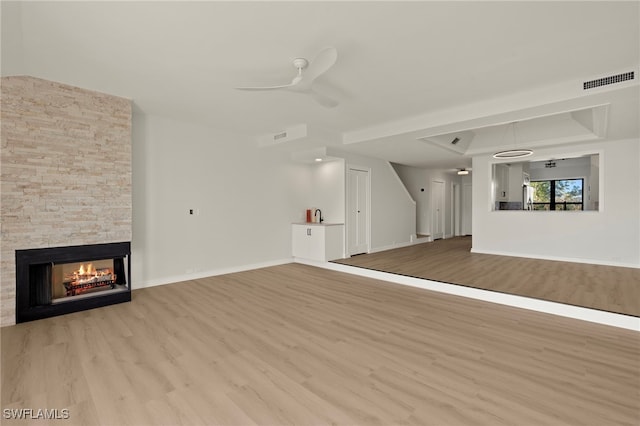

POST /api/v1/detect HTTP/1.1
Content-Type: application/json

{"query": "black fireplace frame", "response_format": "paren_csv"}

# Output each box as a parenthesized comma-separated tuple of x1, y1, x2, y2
(16, 242, 131, 323)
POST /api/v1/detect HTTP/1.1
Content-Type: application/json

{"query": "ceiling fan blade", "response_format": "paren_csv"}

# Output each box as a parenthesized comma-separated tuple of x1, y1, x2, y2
(234, 47, 337, 106)
(235, 69, 305, 91)
(311, 89, 339, 108)
(235, 82, 296, 91)
(301, 47, 337, 85)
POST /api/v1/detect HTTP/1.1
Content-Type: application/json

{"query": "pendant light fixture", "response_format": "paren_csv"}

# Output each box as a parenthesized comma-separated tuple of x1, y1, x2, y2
(493, 122, 533, 159)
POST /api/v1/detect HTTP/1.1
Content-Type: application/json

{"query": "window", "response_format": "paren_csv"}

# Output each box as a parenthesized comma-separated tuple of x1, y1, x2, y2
(530, 179, 584, 210)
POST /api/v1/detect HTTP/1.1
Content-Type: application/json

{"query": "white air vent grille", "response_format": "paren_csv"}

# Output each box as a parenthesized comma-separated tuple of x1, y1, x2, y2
(273, 132, 287, 140)
(583, 71, 634, 90)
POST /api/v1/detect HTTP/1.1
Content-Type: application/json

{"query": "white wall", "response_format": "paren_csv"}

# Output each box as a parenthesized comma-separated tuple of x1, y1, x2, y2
(394, 165, 462, 238)
(472, 138, 640, 267)
(529, 161, 590, 181)
(302, 159, 345, 224)
(0, 1, 24, 75)
(128, 110, 421, 288)
(507, 163, 528, 203)
(461, 176, 473, 235)
(589, 155, 600, 210)
(327, 148, 416, 252)
(132, 111, 305, 287)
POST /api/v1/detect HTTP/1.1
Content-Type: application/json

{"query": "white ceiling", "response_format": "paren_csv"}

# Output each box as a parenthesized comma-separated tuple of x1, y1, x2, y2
(2, 1, 639, 170)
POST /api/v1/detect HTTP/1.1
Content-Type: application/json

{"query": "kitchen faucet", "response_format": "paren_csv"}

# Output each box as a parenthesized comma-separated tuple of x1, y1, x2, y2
(315, 209, 323, 223)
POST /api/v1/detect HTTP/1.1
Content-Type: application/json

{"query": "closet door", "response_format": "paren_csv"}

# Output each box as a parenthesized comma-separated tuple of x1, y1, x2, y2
(347, 167, 370, 256)
(431, 180, 445, 240)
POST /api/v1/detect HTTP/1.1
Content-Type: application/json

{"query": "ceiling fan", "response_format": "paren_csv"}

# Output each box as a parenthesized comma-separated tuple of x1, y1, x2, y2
(235, 47, 339, 108)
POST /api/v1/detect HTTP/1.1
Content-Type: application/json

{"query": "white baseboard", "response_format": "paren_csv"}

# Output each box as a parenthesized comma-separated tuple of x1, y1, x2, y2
(135, 258, 293, 289)
(300, 259, 640, 332)
(470, 248, 640, 269)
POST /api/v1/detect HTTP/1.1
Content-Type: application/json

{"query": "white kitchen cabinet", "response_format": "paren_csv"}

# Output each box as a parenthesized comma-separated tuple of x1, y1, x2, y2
(292, 224, 344, 262)
(494, 164, 509, 201)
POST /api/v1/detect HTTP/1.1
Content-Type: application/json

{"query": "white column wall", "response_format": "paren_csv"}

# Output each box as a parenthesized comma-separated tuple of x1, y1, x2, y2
(472, 138, 640, 267)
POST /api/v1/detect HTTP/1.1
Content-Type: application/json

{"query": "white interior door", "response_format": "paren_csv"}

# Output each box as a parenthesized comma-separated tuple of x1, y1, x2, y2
(347, 167, 369, 255)
(431, 180, 445, 240)
(453, 183, 461, 236)
(462, 183, 473, 235)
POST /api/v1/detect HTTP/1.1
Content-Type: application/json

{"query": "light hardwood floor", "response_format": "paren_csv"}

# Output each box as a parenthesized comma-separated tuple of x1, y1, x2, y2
(2, 263, 639, 425)
(334, 236, 640, 317)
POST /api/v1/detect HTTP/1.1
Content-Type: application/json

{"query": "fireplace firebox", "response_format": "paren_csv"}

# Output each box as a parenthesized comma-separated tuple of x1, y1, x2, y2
(16, 242, 131, 323)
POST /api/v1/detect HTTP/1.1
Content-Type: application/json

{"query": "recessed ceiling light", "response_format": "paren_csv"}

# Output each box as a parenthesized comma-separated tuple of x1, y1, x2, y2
(314, 158, 323, 162)
(457, 169, 469, 175)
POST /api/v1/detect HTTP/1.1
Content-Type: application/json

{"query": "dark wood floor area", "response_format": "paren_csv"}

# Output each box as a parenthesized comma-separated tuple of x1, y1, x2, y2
(2, 263, 639, 425)
(333, 236, 640, 317)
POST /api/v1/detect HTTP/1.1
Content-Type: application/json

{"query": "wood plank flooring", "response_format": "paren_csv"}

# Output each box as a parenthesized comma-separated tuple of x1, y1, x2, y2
(2, 263, 639, 425)
(333, 236, 640, 317)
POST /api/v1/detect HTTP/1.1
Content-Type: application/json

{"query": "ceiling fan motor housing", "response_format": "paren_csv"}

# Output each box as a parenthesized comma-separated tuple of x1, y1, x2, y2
(292, 58, 309, 70)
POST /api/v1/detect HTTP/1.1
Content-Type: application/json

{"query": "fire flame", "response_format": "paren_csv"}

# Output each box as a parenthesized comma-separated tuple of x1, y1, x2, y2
(77, 263, 96, 276)
(62, 263, 116, 298)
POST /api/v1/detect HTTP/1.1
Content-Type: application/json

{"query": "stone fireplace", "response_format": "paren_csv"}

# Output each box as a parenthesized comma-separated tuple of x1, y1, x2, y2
(1, 76, 132, 326)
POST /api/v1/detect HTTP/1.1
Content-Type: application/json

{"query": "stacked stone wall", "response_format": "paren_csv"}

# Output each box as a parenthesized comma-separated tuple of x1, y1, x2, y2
(1, 76, 131, 326)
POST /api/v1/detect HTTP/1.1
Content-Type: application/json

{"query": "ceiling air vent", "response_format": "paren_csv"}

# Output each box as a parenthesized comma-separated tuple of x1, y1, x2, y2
(258, 124, 308, 147)
(451, 137, 460, 145)
(583, 71, 634, 90)
(273, 131, 287, 141)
